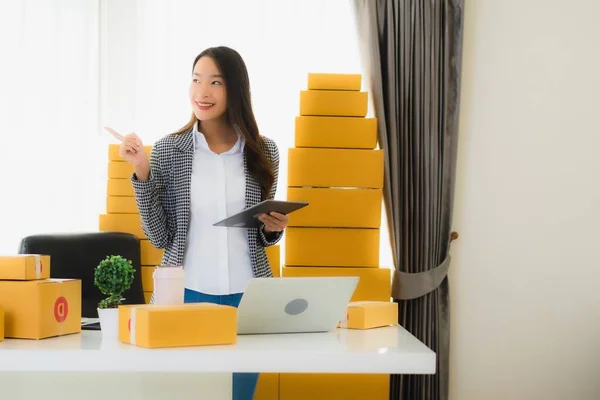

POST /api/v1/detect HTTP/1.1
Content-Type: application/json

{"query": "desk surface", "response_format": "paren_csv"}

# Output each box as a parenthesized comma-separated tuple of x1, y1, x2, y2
(0, 325, 436, 374)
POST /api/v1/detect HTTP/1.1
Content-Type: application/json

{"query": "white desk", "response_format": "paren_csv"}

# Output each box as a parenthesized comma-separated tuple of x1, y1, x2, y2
(0, 325, 435, 400)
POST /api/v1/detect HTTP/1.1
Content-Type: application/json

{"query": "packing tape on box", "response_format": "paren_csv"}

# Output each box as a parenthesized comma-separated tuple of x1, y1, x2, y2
(56, 279, 65, 336)
(34, 255, 42, 279)
(130, 307, 137, 345)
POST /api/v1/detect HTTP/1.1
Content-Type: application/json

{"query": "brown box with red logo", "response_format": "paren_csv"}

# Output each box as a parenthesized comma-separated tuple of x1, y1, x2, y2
(0, 279, 81, 339)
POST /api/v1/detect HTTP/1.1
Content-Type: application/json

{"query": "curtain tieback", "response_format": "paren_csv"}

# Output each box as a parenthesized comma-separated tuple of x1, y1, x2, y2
(393, 254, 450, 300)
(392, 232, 458, 300)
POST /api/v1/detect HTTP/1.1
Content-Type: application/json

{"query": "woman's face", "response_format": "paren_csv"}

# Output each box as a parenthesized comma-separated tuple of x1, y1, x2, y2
(189, 56, 227, 122)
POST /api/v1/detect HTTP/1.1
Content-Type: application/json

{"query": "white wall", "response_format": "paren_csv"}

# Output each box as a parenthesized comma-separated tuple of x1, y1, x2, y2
(449, 1, 600, 399)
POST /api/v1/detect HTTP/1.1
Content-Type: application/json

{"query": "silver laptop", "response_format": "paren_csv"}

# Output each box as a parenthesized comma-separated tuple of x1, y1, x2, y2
(237, 276, 359, 335)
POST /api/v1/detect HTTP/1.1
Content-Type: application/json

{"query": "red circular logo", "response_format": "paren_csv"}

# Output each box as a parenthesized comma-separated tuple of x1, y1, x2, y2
(54, 297, 68, 322)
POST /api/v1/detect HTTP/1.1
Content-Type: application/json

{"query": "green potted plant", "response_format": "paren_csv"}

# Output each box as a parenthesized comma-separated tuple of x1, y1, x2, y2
(94, 255, 135, 338)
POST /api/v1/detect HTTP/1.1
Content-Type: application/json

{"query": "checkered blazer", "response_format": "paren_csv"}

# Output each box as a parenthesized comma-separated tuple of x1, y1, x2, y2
(130, 128, 283, 286)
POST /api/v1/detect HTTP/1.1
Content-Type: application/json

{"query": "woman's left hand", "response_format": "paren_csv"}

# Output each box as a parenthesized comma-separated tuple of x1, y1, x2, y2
(259, 212, 288, 233)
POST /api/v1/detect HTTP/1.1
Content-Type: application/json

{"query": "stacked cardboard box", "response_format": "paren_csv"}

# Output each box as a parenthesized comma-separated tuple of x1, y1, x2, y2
(100, 145, 162, 303)
(280, 73, 392, 400)
(0, 255, 81, 340)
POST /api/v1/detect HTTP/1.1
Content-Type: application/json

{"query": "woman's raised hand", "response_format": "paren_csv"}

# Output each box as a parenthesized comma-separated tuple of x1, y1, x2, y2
(105, 127, 150, 181)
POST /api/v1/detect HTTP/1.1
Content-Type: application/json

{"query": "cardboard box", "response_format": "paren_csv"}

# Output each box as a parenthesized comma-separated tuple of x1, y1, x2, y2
(107, 178, 135, 197)
(265, 245, 280, 277)
(106, 196, 138, 214)
(143, 292, 152, 304)
(339, 301, 398, 330)
(307, 73, 362, 91)
(280, 373, 389, 400)
(287, 187, 382, 228)
(99, 213, 146, 239)
(0, 254, 51, 280)
(119, 303, 237, 348)
(109, 144, 152, 161)
(0, 279, 81, 339)
(0, 306, 4, 342)
(295, 116, 377, 149)
(285, 227, 380, 267)
(282, 266, 391, 302)
(141, 266, 155, 292)
(300, 90, 367, 117)
(254, 373, 279, 400)
(141, 239, 164, 265)
(288, 148, 384, 189)
(108, 161, 134, 179)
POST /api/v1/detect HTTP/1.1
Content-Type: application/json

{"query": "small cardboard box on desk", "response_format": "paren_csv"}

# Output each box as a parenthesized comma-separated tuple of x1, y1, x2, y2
(337, 301, 400, 351)
(0, 254, 82, 340)
(0, 254, 51, 281)
(119, 303, 237, 348)
(339, 301, 398, 330)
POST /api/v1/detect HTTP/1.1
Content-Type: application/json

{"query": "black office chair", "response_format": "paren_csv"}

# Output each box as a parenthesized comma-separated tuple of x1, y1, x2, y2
(18, 232, 146, 318)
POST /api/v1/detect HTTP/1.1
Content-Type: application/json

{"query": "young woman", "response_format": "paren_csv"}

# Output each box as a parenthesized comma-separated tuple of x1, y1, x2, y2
(107, 46, 288, 400)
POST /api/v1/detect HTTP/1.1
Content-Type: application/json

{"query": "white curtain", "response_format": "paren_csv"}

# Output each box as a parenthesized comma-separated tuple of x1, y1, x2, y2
(0, 0, 392, 269)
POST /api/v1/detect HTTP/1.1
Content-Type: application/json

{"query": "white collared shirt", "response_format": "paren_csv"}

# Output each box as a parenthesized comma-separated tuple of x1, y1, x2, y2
(181, 123, 254, 295)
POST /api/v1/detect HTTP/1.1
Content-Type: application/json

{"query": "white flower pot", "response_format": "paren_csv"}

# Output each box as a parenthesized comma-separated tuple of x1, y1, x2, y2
(97, 307, 119, 339)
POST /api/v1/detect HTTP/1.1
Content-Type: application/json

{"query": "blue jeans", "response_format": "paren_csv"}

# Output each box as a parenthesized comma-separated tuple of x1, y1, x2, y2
(184, 288, 258, 400)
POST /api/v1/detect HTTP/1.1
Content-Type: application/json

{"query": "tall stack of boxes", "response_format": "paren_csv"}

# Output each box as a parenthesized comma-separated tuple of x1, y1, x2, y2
(100, 145, 162, 304)
(280, 73, 392, 400)
(0, 255, 81, 340)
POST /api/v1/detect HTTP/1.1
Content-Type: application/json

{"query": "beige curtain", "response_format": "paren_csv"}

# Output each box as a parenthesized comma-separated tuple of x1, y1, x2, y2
(353, 0, 464, 398)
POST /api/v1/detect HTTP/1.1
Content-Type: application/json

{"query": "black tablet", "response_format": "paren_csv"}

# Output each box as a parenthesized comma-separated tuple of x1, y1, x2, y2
(213, 200, 309, 228)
